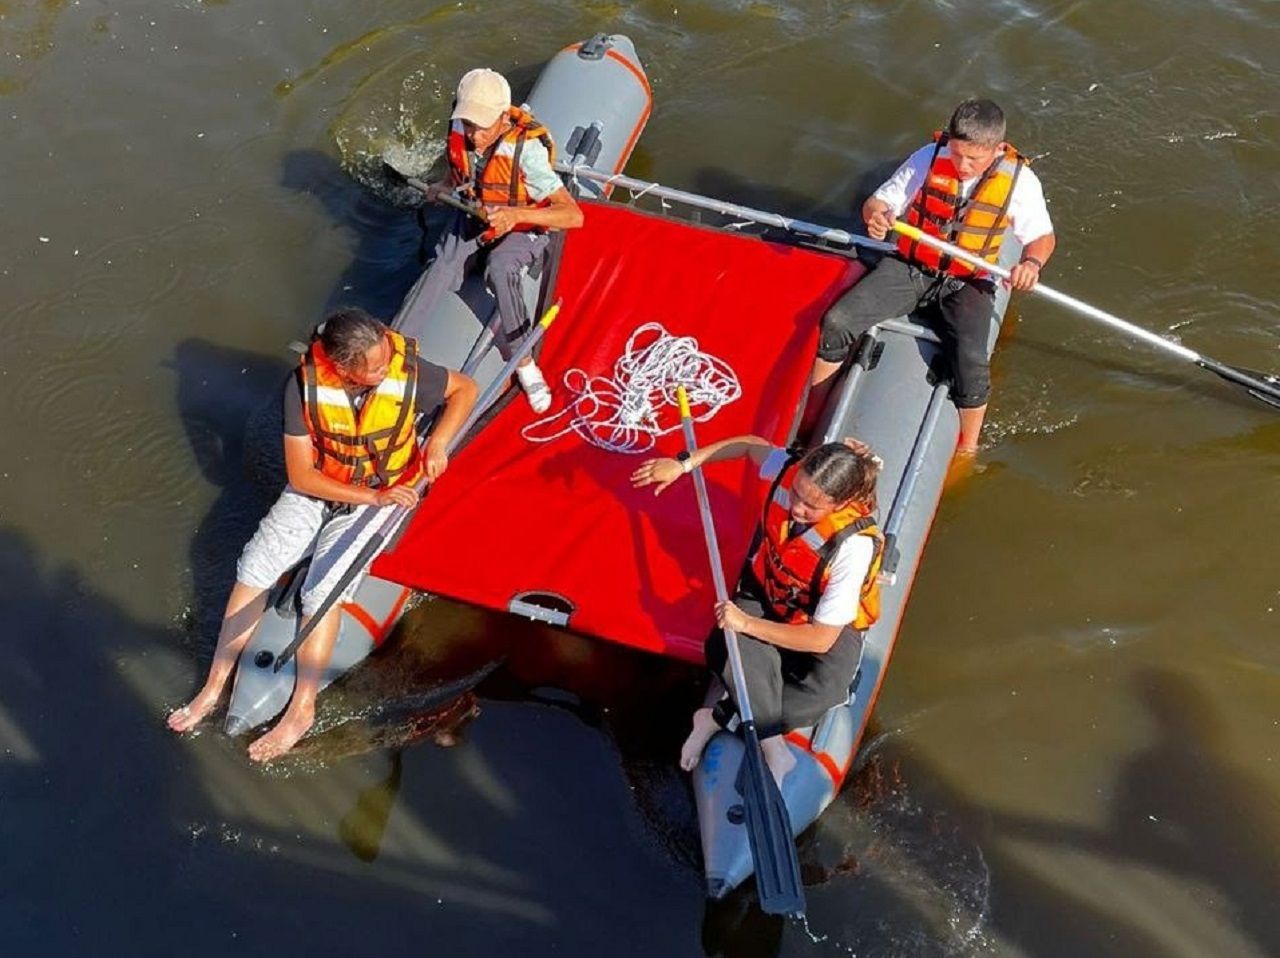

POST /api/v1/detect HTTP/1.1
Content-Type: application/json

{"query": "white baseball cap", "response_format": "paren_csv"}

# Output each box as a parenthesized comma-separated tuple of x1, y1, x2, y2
(451, 68, 511, 127)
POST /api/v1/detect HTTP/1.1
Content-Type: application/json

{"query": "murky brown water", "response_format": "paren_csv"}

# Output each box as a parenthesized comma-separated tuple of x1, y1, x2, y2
(2, 1, 1278, 955)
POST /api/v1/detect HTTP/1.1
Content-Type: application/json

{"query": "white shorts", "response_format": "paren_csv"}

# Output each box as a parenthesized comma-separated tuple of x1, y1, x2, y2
(235, 486, 389, 616)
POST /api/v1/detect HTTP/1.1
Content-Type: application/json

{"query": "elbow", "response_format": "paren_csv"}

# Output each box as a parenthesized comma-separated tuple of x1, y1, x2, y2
(451, 374, 480, 418)
(285, 463, 316, 495)
(456, 371, 479, 400)
(564, 205, 584, 230)
(809, 625, 842, 655)
(1030, 232, 1056, 259)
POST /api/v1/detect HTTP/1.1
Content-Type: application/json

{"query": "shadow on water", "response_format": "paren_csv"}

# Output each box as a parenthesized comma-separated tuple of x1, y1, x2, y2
(171, 338, 290, 645)
(648, 661, 1280, 957)
(792, 666, 1280, 958)
(966, 667, 1280, 957)
(0, 526, 663, 956)
(279, 148, 429, 320)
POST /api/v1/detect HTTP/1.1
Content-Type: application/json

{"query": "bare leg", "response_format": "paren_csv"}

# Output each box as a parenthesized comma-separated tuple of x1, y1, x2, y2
(759, 734, 797, 788)
(956, 404, 987, 454)
(246, 606, 342, 762)
(168, 583, 269, 733)
(679, 707, 721, 772)
(799, 357, 843, 438)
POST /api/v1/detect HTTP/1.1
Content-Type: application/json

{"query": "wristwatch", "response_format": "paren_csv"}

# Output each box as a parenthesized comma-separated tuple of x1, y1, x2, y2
(1020, 255, 1045, 271)
(676, 450, 693, 474)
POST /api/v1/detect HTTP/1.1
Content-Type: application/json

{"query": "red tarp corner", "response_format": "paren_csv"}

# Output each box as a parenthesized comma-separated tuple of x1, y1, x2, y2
(374, 201, 857, 662)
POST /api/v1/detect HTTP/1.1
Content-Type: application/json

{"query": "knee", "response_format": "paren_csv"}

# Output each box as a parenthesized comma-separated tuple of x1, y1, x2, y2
(817, 309, 857, 363)
(817, 295, 879, 364)
(483, 251, 523, 285)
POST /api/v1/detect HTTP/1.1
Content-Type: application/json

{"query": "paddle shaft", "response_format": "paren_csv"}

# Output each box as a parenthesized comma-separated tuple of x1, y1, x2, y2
(675, 387, 806, 916)
(678, 417, 756, 725)
(393, 169, 488, 222)
(892, 221, 1280, 404)
(559, 162, 894, 254)
(273, 302, 561, 672)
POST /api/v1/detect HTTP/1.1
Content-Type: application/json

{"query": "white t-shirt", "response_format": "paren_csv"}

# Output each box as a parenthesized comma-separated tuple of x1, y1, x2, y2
(758, 449, 875, 628)
(873, 142, 1054, 245)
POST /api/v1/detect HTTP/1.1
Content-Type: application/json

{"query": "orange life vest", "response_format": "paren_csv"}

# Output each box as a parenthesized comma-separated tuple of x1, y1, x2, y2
(747, 460, 883, 632)
(446, 106, 557, 213)
(299, 330, 422, 489)
(896, 131, 1028, 278)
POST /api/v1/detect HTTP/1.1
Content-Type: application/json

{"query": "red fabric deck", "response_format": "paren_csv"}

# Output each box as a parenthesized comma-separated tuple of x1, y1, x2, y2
(374, 202, 857, 662)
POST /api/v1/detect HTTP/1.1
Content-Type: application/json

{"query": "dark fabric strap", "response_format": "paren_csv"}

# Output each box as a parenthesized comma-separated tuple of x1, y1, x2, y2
(507, 128, 528, 206)
(369, 338, 419, 487)
(976, 155, 1023, 257)
(748, 451, 806, 561)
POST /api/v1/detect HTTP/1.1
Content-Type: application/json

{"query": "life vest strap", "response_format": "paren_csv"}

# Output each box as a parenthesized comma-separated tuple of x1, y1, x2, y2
(806, 514, 878, 608)
(507, 127, 528, 207)
(372, 340, 419, 487)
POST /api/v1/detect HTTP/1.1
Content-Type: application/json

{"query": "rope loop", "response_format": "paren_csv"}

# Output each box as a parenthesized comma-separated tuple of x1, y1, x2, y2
(521, 323, 741, 454)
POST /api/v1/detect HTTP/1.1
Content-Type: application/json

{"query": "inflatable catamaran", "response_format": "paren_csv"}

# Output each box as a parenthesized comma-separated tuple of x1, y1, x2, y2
(224, 35, 1018, 900)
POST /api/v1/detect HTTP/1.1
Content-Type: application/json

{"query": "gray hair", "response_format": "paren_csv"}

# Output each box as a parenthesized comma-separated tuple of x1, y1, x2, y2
(317, 307, 387, 368)
(947, 99, 1006, 147)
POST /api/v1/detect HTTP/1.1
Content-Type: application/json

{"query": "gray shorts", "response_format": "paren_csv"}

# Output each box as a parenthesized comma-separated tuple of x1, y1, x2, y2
(235, 486, 389, 616)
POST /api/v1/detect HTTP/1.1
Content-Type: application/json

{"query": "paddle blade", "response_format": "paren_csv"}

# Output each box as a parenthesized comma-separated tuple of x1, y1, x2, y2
(1236, 366, 1280, 409)
(1199, 359, 1280, 410)
(739, 724, 806, 916)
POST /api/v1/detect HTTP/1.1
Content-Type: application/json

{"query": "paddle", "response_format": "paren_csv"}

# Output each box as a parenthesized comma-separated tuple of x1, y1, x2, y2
(675, 386, 806, 917)
(381, 161, 489, 223)
(273, 301, 562, 673)
(892, 221, 1280, 409)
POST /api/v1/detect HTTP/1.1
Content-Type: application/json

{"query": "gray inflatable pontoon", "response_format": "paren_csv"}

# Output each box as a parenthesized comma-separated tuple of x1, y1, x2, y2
(224, 35, 653, 735)
(692, 250, 1018, 898)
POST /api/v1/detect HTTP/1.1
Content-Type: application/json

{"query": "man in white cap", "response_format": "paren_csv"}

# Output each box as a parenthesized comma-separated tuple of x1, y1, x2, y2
(399, 67, 583, 413)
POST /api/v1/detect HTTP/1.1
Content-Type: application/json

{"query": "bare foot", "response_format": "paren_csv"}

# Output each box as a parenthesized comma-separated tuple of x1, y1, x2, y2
(167, 690, 221, 734)
(760, 736, 798, 788)
(679, 707, 720, 771)
(247, 704, 315, 763)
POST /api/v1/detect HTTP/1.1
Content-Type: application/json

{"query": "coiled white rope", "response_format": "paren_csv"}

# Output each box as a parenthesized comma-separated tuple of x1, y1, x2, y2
(521, 322, 741, 454)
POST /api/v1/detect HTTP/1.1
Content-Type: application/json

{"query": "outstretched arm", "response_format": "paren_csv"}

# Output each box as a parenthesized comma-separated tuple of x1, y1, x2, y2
(630, 434, 776, 496)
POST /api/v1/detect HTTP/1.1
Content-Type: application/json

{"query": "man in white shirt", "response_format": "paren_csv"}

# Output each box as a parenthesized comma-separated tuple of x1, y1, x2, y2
(804, 99, 1056, 454)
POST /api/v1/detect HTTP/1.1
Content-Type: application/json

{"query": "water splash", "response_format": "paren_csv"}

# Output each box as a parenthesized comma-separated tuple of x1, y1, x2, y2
(796, 751, 995, 956)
